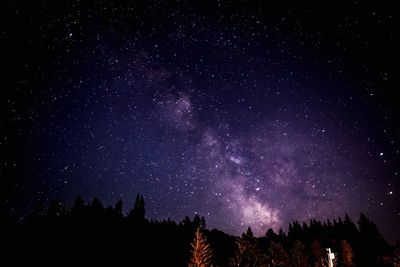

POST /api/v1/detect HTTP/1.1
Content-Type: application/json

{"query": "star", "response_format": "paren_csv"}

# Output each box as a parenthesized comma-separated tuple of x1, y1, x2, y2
(2, 0, 398, 243)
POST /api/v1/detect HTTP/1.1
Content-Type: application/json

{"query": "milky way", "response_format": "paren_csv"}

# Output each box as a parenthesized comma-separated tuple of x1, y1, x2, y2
(2, 1, 399, 241)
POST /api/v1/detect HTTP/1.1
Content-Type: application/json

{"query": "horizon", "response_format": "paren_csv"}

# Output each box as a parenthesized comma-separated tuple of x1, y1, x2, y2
(11, 193, 397, 244)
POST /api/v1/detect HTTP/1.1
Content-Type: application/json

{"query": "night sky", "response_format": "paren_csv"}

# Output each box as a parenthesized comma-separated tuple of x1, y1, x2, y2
(2, 1, 399, 242)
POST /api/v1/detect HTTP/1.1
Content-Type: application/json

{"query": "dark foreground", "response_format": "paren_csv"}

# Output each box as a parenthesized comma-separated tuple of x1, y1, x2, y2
(1, 196, 399, 266)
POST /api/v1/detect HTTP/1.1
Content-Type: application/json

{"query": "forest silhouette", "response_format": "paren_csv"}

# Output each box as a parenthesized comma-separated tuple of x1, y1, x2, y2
(1, 194, 399, 266)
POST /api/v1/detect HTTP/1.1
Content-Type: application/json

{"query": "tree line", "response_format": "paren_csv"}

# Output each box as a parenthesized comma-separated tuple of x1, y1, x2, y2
(1, 194, 399, 266)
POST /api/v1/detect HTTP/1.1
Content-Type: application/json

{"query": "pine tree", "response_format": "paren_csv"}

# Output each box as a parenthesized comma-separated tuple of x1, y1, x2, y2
(71, 196, 85, 213)
(340, 240, 353, 267)
(32, 201, 47, 217)
(91, 197, 104, 211)
(90, 197, 104, 218)
(127, 193, 145, 220)
(357, 213, 387, 266)
(47, 199, 65, 217)
(243, 226, 253, 238)
(290, 240, 308, 267)
(188, 227, 213, 267)
(311, 239, 324, 267)
(200, 216, 206, 229)
(114, 199, 123, 216)
(193, 214, 201, 228)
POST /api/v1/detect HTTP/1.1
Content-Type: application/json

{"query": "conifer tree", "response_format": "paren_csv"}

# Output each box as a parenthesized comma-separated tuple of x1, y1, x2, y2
(127, 194, 145, 220)
(188, 227, 213, 267)
(71, 196, 85, 213)
(311, 239, 324, 267)
(114, 199, 123, 216)
(47, 199, 65, 217)
(340, 240, 353, 267)
(244, 226, 253, 238)
(290, 240, 308, 267)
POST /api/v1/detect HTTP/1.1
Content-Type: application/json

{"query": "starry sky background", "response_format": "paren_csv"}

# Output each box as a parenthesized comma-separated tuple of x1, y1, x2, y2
(1, 0, 399, 242)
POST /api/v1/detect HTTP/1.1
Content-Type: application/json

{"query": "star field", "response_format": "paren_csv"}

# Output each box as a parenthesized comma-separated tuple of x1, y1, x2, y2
(1, 1, 399, 242)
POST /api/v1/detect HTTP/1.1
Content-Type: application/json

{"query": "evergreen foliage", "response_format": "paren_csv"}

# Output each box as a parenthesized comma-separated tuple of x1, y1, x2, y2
(189, 227, 213, 267)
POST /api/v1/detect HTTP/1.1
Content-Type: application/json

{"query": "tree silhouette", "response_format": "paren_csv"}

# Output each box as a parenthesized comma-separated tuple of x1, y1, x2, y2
(200, 216, 206, 229)
(188, 227, 213, 267)
(29, 201, 47, 219)
(244, 226, 253, 238)
(265, 228, 278, 240)
(357, 213, 388, 266)
(2, 195, 396, 267)
(47, 199, 65, 217)
(127, 193, 145, 220)
(72, 196, 86, 213)
(91, 197, 104, 212)
(114, 199, 123, 216)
